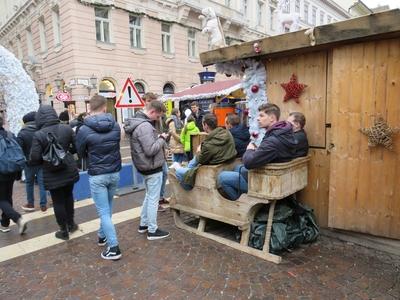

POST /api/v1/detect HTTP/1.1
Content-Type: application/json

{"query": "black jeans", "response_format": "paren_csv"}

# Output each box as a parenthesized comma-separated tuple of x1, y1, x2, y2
(0, 180, 21, 227)
(50, 184, 75, 227)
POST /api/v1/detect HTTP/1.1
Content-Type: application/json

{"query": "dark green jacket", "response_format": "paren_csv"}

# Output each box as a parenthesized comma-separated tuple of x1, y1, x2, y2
(183, 127, 237, 187)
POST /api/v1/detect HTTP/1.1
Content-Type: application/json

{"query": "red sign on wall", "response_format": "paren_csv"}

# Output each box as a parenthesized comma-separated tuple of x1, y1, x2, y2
(55, 91, 72, 102)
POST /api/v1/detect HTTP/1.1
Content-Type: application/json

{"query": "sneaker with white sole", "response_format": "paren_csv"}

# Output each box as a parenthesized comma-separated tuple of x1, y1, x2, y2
(101, 245, 122, 260)
(147, 228, 170, 240)
(138, 225, 148, 233)
(17, 216, 27, 235)
(98, 236, 107, 246)
(0, 225, 10, 233)
(21, 203, 35, 212)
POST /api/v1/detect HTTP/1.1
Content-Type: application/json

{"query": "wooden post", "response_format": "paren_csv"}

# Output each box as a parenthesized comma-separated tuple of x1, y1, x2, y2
(198, 217, 206, 232)
(263, 201, 276, 254)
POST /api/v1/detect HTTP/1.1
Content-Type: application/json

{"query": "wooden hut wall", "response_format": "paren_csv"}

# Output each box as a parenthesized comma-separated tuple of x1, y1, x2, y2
(265, 51, 331, 227)
(264, 38, 400, 239)
(328, 38, 400, 239)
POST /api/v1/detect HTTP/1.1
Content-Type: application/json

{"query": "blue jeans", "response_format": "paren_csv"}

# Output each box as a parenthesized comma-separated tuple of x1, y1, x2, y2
(217, 165, 249, 200)
(25, 165, 47, 206)
(175, 157, 199, 190)
(141, 171, 163, 233)
(172, 153, 185, 163)
(160, 162, 168, 199)
(89, 172, 120, 247)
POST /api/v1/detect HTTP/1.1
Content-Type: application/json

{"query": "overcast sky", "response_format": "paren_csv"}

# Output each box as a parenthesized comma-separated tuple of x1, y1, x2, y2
(362, 0, 400, 9)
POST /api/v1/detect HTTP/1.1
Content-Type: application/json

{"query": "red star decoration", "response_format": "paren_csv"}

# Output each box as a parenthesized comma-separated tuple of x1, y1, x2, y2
(280, 74, 307, 103)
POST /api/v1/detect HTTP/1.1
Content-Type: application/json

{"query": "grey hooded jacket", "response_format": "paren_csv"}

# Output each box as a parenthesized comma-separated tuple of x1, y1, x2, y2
(124, 111, 166, 175)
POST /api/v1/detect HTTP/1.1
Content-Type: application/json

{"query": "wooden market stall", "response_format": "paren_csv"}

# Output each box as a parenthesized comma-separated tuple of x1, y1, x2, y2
(199, 9, 400, 240)
(164, 79, 246, 126)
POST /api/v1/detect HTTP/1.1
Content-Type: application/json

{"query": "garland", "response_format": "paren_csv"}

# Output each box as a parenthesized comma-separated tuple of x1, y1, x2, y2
(215, 59, 267, 145)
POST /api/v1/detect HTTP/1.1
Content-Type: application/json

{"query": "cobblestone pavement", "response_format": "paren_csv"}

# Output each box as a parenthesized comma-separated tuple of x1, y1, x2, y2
(1, 182, 399, 299)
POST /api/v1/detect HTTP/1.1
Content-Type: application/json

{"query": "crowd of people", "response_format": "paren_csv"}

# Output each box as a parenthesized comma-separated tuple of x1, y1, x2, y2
(171, 103, 309, 201)
(0, 93, 308, 261)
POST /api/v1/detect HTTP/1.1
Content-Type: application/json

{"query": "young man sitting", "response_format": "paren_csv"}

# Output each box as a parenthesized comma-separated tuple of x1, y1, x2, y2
(225, 113, 250, 158)
(287, 112, 309, 157)
(175, 113, 237, 190)
(217, 103, 297, 201)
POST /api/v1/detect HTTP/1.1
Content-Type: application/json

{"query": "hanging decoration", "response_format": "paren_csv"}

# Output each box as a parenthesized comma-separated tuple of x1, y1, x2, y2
(360, 117, 399, 150)
(214, 59, 267, 145)
(281, 73, 307, 103)
(253, 42, 262, 54)
(215, 60, 246, 78)
(251, 84, 259, 93)
(242, 60, 267, 145)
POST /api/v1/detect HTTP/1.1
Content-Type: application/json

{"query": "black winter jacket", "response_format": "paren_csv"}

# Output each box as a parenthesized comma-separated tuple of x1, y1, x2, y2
(76, 113, 121, 176)
(191, 108, 205, 132)
(0, 127, 20, 182)
(243, 121, 297, 170)
(229, 124, 250, 157)
(30, 105, 79, 190)
(294, 129, 309, 157)
(16, 121, 38, 165)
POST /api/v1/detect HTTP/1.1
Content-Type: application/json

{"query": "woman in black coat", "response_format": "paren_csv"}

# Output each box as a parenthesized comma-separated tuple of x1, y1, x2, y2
(30, 105, 80, 240)
(0, 116, 28, 234)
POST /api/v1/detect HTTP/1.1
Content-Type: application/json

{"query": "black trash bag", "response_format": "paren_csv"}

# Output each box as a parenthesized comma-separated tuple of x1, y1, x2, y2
(248, 196, 319, 254)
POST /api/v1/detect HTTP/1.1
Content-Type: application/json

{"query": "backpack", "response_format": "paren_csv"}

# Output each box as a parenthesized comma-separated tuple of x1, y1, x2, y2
(42, 132, 67, 171)
(0, 132, 26, 174)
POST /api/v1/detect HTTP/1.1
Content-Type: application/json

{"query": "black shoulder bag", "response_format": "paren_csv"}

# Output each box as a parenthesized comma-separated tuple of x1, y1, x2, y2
(42, 132, 67, 171)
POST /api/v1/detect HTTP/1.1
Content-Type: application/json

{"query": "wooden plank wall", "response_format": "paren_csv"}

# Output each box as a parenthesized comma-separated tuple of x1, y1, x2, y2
(329, 38, 400, 239)
(265, 51, 330, 227)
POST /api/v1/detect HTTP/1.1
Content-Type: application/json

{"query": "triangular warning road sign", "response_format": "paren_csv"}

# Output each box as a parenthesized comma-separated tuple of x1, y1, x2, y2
(115, 78, 145, 108)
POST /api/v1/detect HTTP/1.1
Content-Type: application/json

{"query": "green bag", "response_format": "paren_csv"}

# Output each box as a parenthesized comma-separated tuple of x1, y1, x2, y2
(248, 197, 319, 253)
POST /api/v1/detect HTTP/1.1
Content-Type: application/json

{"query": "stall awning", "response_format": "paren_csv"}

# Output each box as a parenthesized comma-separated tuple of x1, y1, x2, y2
(163, 79, 242, 102)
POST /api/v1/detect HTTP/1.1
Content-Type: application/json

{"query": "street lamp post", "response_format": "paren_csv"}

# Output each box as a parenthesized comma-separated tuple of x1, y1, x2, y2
(54, 73, 63, 91)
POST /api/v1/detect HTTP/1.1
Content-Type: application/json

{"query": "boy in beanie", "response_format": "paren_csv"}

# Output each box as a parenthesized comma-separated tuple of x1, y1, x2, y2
(17, 111, 48, 212)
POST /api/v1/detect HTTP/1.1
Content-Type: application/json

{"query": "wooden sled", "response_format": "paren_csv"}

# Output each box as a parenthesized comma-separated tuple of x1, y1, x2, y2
(168, 156, 310, 264)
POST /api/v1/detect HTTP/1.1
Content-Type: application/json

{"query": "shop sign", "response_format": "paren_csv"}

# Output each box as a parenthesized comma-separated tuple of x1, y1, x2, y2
(55, 91, 72, 102)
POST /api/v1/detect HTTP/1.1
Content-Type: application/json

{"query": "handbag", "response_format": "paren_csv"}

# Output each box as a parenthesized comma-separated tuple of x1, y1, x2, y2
(42, 132, 67, 171)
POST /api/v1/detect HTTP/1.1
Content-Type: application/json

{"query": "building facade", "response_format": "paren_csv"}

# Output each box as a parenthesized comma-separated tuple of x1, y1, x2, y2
(0, 0, 350, 123)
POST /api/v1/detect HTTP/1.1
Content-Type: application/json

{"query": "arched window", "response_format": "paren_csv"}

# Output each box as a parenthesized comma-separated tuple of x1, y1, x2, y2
(163, 83, 175, 95)
(134, 82, 145, 95)
(99, 79, 115, 92)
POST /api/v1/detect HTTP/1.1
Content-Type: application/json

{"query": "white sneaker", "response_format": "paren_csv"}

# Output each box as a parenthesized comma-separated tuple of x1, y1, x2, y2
(17, 216, 27, 235)
(169, 162, 181, 170)
(0, 225, 10, 233)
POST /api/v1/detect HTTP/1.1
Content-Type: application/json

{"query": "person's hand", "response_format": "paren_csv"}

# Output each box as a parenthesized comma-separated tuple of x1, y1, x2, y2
(247, 143, 256, 150)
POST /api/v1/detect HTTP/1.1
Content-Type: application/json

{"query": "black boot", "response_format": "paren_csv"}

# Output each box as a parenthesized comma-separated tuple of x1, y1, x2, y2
(55, 225, 69, 240)
(68, 222, 79, 233)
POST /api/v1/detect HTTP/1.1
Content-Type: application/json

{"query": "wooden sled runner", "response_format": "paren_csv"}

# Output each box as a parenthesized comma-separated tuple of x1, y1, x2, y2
(168, 156, 310, 264)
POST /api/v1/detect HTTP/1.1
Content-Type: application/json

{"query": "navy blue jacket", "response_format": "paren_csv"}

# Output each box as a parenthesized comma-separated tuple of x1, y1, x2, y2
(17, 121, 38, 165)
(76, 113, 121, 176)
(229, 124, 250, 157)
(243, 121, 297, 170)
(294, 129, 309, 157)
